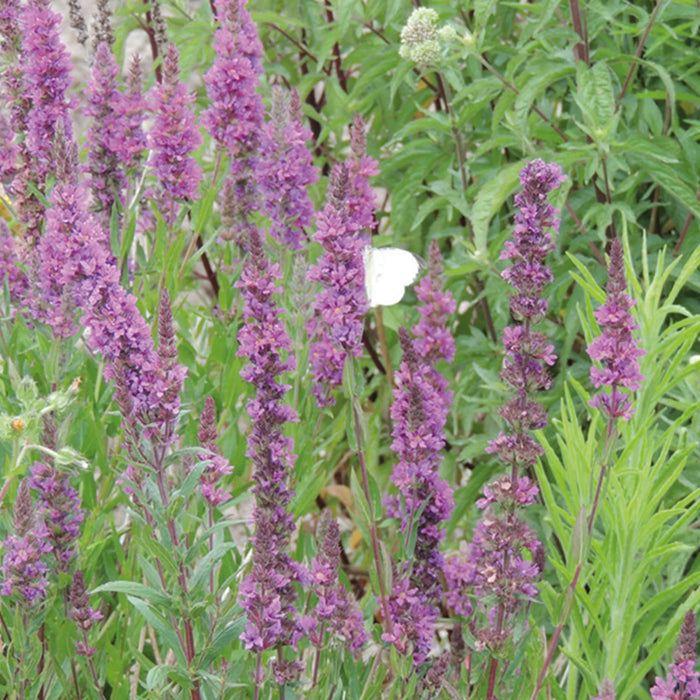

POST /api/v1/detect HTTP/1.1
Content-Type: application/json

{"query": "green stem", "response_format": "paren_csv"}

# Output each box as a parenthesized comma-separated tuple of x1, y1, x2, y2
(347, 353, 393, 634)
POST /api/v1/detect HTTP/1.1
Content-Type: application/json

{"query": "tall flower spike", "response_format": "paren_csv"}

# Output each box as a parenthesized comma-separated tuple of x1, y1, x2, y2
(382, 246, 455, 662)
(34, 126, 163, 417)
(256, 87, 319, 250)
(85, 42, 125, 226)
(195, 396, 233, 507)
(307, 163, 369, 406)
(90, 0, 113, 52)
(1, 479, 53, 603)
(306, 511, 368, 653)
(586, 238, 645, 421)
(151, 289, 187, 439)
(21, 0, 74, 181)
(235, 229, 303, 683)
(650, 610, 700, 700)
(444, 160, 564, 664)
(148, 43, 202, 217)
(69, 570, 103, 657)
(346, 115, 379, 236)
(203, 0, 265, 246)
(202, 0, 264, 161)
(29, 461, 84, 572)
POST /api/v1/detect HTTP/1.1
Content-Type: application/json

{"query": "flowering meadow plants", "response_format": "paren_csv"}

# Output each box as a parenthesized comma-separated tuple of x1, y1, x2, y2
(1, 0, 699, 698)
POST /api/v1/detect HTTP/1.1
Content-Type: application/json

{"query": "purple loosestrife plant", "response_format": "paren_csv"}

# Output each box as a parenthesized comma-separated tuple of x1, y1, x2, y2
(202, 0, 264, 162)
(148, 42, 202, 223)
(202, 0, 264, 246)
(307, 164, 369, 406)
(29, 461, 84, 572)
(586, 237, 645, 421)
(35, 130, 165, 418)
(444, 160, 564, 692)
(20, 0, 74, 181)
(346, 114, 379, 236)
(69, 570, 103, 658)
(235, 229, 303, 688)
(84, 42, 148, 227)
(383, 244, 455, 663)
(256, 87, 319, 250)
(196, 395, 233, 507)
(592, 678, 616, 700)
(0, 480, 52, 603)
(650, 611, 700, 700)
(306, 511, 367, 682)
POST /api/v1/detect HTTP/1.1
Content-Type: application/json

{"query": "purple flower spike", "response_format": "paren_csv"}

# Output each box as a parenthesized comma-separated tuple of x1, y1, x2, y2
(257, 87, 319, 249)
(651, 610, 700, 700)
(20, 0, 74, 181)
(196, 396, 233, 507)
(307, 512, 368, 652)
(69, 570, 103, 658)
(85, 43, 146, 227)
(444, 160, 564, 659)
(592, 678, 615, 700)
(307, 163, 369, 405)
(202, 0, 264, 162)
(148, 43, 202, 208)
(586, 238, 645, 421)
(383, 246, 456, 663)
(346, 115, 379, 236)
(1, 480, 53, 603)
(108, 54, 148, 177)
(236, 229, 302, 680)
(29, 461, 84, 572)
(84, 42, 124, 224)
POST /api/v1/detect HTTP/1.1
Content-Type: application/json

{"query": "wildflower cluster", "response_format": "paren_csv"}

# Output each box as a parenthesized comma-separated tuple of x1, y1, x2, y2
(399, 7, 442, 67)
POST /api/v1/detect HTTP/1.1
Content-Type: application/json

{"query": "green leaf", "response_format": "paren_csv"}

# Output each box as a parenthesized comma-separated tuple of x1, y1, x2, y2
(576, 61, 616, 136)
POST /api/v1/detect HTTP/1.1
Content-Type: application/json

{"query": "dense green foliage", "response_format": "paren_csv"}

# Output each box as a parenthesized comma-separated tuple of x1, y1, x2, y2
(0, 0, 699, 698)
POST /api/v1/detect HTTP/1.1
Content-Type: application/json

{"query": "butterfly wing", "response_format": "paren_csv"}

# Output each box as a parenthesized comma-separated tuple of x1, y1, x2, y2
(364, 247, 421, 307)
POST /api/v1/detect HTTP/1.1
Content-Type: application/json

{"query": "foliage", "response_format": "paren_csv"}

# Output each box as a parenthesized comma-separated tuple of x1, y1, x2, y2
(0, 0, 698, 698)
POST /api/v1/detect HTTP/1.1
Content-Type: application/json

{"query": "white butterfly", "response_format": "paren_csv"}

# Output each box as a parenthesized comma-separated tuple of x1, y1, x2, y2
(362, 246, 422, 307)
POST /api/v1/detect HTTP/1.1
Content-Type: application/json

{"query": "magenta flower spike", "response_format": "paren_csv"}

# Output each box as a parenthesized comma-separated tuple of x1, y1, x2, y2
(650, 610, 700, 700)
(256, 87, 319, 250)
(307, 163, 369, 406)
(1, 480, 52, 603)
(586, 238, 645, 421)
(84, 42, 124, 225)
(196, 396, 233, 507)
(383, 244, 456, 663)
(444, 160, 564, 663)
(29, 461, 84, 572)
(202, 0, 264, 163)
(69, 570, 103, 657)
(148, 42, 202, 217)
(235, 229, 303, 683)
(20, 0, 74, 181)
(307, 511, 367, 653)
